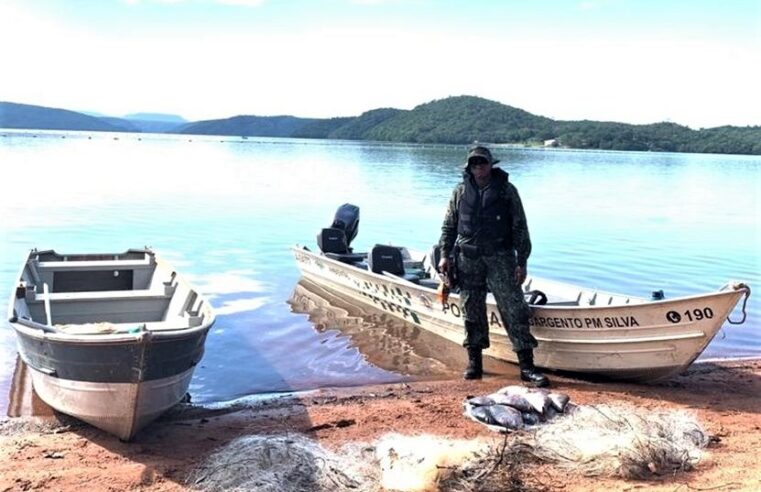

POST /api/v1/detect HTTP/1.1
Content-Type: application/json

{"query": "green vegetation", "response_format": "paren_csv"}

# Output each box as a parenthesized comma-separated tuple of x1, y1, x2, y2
(363, 97, 555, 144)
(178, 96, 760, 155)
(176, 115, 318, 137)
(3, 97, 759, 155)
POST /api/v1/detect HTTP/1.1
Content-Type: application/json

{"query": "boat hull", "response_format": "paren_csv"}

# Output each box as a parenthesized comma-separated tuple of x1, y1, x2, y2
(10, 322, 210, 439)
(293, 247, 748, 381)
(28, 365, 194, 440)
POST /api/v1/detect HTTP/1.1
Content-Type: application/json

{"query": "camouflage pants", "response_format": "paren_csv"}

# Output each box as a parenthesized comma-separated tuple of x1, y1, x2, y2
(457, 249, 537, 352)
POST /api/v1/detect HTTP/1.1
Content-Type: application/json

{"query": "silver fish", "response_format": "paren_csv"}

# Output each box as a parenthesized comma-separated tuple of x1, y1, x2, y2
(488, 405, 524, 430)
(495, 385, 531, 396)
(523, 391, 551, 414)
(548, 392, 570, 412)
(487, 393, 535, 413)
(467, 395, 496, 407)
(467, 405, 498, 426)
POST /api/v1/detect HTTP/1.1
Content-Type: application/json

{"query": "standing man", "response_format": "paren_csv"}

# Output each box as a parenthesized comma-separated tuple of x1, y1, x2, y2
(438, 145, 549, 387)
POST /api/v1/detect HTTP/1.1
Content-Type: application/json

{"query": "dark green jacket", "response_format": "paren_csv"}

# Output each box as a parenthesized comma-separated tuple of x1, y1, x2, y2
(438, 167, 532, 267)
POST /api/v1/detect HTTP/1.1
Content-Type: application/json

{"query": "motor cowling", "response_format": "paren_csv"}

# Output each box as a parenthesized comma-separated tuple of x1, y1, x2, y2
(331, 203, 360, 250)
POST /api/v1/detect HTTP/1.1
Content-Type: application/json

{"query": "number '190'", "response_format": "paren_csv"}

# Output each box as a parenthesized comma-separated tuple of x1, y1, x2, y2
(684, 307, 714, 321)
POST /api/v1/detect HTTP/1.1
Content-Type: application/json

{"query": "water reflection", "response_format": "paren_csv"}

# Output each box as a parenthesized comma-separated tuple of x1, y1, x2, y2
(6, 357, 54, 418)
(289, 278, 469, 380)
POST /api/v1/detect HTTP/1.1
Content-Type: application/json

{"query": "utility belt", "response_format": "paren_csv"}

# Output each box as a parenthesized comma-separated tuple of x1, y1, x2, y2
(458, 240, 508, 259)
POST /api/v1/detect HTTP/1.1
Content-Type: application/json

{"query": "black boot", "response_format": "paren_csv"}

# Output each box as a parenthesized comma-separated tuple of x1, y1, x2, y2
(464, 347, 483, 380)
(517, 349, 549, 387)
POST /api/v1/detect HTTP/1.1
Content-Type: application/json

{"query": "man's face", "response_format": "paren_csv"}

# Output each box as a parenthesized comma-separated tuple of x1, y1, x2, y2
(469, 157, 492, 180)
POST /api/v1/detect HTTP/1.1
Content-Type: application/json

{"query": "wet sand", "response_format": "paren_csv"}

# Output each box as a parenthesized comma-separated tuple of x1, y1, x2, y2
(1, 358, 760, 491)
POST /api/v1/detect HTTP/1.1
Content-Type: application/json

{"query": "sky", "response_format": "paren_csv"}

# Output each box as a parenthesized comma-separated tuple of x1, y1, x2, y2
(1, 0, 759, 128)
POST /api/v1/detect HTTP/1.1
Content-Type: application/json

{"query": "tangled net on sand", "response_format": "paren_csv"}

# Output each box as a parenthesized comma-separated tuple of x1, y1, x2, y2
(442, 404, 712, 490)
(187, 405, 711, 491)
(517, 403, 711, 479)
(186, 432, 492, 492)
(476, 403, 711, 483)
(186, 434, 380, 492)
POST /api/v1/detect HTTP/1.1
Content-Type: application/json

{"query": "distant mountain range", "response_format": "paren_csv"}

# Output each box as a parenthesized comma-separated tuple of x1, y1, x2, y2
(1, 97, 759, 155)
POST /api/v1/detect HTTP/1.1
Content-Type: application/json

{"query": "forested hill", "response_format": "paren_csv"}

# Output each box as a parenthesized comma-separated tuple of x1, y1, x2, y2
(3, 97, 760, 155)
(0, 101, 129, 132)
(175, 115, 320, 137)
(178, 96, 761, 155)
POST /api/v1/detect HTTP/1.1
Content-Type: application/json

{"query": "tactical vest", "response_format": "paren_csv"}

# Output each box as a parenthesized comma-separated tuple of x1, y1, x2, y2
(457, 168, 512, 246)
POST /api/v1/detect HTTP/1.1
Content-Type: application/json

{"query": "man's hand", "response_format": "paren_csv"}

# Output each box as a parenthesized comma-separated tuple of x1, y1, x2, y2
(515, 265, 527, 286)
(438, 257, 450, 275)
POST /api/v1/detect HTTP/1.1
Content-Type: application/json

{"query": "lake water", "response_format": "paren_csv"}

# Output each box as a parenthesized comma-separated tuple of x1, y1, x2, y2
(1, 130, 759, 413)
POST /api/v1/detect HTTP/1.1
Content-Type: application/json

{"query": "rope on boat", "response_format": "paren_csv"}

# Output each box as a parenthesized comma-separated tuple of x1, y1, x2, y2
(722, 282, 751, 325)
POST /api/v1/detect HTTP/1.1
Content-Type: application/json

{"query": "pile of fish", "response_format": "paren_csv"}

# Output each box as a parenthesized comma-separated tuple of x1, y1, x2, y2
(463, 385, 575, 432)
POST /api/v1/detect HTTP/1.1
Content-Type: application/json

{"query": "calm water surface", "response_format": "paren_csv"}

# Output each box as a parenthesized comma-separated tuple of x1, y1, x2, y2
(1, 130, 759, 412)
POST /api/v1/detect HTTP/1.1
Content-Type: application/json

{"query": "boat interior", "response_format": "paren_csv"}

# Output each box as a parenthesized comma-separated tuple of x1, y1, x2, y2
(314, 204, 645, 308)
(11, 249, 209, 334)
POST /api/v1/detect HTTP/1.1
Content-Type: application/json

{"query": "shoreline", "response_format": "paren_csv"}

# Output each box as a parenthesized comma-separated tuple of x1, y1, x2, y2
(2, 358, 760, 491)
(3, 128, 761, 158)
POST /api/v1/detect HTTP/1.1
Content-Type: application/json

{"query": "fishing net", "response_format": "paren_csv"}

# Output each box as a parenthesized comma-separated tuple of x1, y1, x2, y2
(186, 433, 488, 492)
(441, 404, 711, 490)
(516, 403, 711, 479)
(186, 404, 711, 491)
(186, 434, 379, 492)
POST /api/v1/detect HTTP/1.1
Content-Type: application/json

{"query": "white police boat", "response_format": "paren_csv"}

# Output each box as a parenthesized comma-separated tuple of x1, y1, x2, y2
(292, 205, 750, 382)
(7, 248, 215, 440)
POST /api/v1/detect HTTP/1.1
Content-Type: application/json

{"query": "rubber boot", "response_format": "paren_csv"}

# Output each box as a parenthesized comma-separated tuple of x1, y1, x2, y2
(517, 349, 549, 387)
(464, 347, 483, 380)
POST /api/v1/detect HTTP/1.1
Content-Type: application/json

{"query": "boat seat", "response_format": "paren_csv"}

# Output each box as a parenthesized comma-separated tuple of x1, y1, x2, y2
(36, 258, 151, 270)
(53, 317, 200, 334)
(33, 289, 171, 303)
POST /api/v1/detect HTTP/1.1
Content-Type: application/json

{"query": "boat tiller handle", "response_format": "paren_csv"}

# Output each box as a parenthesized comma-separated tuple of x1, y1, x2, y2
(726, 283, 751, 325)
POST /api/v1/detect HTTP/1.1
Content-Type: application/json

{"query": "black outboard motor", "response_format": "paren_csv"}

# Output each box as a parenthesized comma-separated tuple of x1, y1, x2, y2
(331, 203, 360, 250)
(317, 203, 360, 254)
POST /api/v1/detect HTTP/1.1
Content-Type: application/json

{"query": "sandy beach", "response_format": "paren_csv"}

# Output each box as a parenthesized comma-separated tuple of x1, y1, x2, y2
(1, 358, 760, 491)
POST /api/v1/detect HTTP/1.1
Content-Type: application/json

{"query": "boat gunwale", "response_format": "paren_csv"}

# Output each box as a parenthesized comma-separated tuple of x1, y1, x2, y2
(292, 245, 745, 310)
(10, 316, 214, 343)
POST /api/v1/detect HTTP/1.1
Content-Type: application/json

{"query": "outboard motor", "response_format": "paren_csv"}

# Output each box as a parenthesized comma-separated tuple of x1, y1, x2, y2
(317, 203, 360, 254)
(331, 203, 360, 250)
